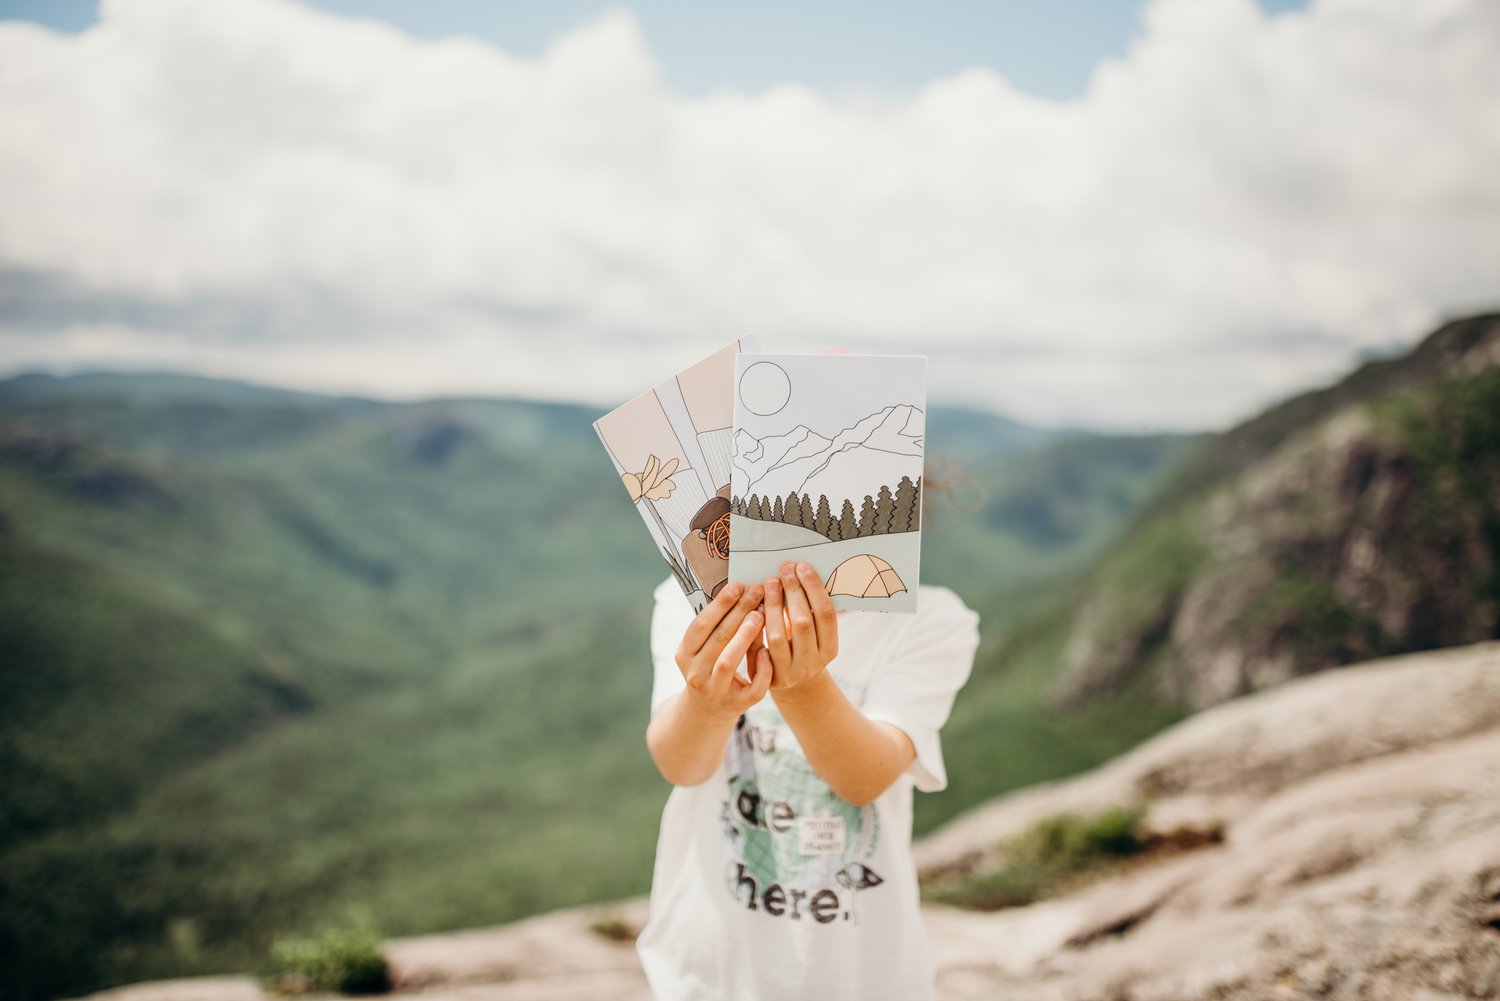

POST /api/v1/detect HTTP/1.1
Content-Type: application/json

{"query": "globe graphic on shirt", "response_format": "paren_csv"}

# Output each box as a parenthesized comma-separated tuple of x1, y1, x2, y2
(722, 700, 880, 899)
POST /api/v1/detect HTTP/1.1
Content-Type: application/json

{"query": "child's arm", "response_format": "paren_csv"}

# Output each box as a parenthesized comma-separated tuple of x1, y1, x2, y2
(773, 672, 917, 807)
(757, 563, 918, 807)
(646, 581, 772, 786)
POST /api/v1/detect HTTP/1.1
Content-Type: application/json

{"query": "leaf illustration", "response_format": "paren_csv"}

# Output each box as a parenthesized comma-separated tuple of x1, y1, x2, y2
(624, 455, 679, 503)
(644, 457, 679, 500)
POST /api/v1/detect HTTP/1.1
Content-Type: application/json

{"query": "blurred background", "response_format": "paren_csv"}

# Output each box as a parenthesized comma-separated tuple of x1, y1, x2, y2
(0, 1, 1497, 998)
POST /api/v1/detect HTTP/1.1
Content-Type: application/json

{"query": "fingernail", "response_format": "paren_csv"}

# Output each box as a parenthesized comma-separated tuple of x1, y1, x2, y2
(781, 563, 795, 578)
(725, 581, 743, 597)
(746, 584, 763, 601)
(765, 578, 780, 596)
(746, 611, 762, 626)
(797, 562, 814, 575)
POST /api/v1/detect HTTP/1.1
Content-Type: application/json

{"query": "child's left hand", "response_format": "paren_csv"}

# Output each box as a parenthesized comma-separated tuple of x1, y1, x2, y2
(753, 561, 840, 691)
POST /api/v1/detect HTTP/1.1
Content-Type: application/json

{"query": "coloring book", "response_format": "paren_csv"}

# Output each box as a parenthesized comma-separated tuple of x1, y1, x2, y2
(728, 354, 926, 613)
(593, 338, 758, 613)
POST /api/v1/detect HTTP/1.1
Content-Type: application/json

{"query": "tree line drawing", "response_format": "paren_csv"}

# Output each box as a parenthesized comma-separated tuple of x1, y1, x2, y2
(732, 475, 922, 543)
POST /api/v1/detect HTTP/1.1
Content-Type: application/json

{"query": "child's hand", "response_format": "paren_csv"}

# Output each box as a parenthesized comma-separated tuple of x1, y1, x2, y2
(757, 562, 840, 691)
(674, 581, 772, 718)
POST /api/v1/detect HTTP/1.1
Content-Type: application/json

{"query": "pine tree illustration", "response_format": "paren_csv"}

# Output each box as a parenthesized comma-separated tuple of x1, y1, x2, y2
(798, 493, 816, 530)
(773, 495, 785, 523)
(838, 499, 858, 540)
(893, 476, 918, 533)
(857, 494, 877, 538)
(874, 484, 896, 535)
(891, 477, 914, 533)
(814, 495, 833, 538)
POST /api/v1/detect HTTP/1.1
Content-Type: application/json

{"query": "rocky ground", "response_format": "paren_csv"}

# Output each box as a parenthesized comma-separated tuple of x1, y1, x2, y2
(80, 642, 1500, 1001)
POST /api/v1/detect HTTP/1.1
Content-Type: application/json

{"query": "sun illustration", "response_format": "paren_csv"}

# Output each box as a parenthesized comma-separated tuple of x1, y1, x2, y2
(739, 361, 791, 416)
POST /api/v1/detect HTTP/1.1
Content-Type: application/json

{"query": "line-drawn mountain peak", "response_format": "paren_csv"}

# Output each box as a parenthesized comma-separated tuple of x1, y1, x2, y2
(733, 428, 763, 464)
(733, 404, 925, 502)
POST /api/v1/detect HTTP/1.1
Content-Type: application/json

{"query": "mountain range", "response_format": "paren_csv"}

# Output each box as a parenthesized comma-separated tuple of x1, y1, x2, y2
(733, 403, 925, 502)
(0, 373, 1182, 999)
(8, 310, 1495, 999)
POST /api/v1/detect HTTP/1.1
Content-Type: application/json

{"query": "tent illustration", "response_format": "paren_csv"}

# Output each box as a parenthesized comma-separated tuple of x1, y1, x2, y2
(826, 554, 907, 598)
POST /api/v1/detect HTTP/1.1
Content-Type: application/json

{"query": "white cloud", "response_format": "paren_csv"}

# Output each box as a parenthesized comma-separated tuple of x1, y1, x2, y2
(0, 0, 1496, 429)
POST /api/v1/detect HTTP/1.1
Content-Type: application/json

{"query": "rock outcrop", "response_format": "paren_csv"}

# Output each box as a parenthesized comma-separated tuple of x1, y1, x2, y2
(1049, 313, 1500, 710)
(920, 641, 1500, 1001)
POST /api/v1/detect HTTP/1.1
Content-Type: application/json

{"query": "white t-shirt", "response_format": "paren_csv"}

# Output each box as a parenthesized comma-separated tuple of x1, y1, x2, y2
(635, 577, 981, 1001)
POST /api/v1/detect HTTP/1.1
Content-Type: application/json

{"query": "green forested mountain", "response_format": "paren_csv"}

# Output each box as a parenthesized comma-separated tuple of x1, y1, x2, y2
(956, 313, 1500, 753)
(0, 370, 1187, 999)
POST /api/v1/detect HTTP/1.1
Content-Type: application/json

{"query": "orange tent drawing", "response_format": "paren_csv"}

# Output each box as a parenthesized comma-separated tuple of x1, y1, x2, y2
(826, 554, 907, 598)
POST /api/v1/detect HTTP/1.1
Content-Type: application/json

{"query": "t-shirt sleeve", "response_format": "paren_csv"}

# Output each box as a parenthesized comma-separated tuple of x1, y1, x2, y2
(860, 586, 980, 793)
(649, 577, 696, 717)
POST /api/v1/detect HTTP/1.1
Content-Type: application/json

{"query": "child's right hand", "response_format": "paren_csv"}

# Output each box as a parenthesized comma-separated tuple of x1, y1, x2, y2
(674, 581, 772, 718)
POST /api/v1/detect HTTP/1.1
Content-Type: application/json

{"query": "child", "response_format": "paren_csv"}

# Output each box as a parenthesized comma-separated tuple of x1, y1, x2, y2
(635, 559, 980, 1000)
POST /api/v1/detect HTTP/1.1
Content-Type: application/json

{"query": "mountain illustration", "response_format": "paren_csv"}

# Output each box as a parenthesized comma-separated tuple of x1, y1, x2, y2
(734, 404, 925, 501)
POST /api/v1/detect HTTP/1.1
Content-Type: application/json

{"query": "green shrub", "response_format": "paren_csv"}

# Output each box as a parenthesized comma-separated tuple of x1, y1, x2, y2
(922, 804, 1146, 911)
(925, 858, 1062, 910)
(1009, 812, 1090, 865)
(269, 909, 391, 995)
(1083, 804, 1146, 856)
(1007, 804, 1145, 867)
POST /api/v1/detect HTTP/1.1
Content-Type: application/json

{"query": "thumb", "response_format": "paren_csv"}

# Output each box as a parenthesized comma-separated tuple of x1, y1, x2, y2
(747, 648, 774, 700)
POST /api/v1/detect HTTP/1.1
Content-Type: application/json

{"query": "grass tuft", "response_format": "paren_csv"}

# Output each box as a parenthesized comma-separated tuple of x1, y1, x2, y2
(922, 805, 1148, 910)
(267, 908, 391, 995)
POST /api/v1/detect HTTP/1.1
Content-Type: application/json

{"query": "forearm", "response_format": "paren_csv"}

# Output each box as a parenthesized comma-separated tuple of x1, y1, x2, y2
(646, 690, 740, 786)
(771, 672, 914, 806)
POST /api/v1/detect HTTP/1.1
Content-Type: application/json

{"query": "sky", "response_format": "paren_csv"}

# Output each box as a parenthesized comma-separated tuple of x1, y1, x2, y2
(0, 0, 1496, 431)
(0, 0, 1313, 100)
